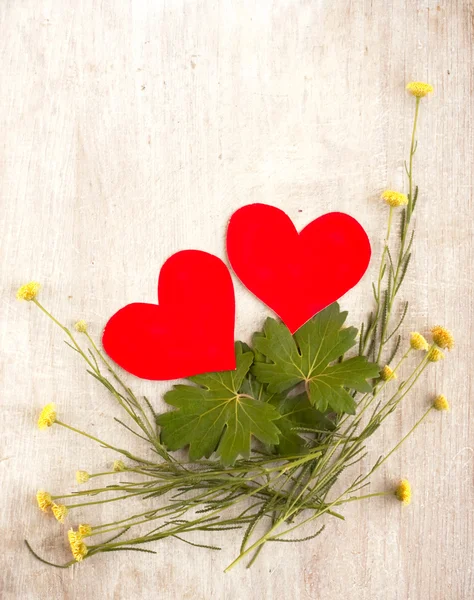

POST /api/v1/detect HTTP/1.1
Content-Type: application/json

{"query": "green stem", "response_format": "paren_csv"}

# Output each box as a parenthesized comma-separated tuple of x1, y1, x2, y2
(372, 97, 421, 364)
(361, 207, 394, 356)
(33, 300, 94, 370)
(387, 206, 393, 240)
(339, 347, 412, 434)
(301, 352, 429, 512)
(25, 540, 76, 569)
(408, 97, 420, 220)
(85, 332, 160, 447)
(333, 490, 391, 505)
(224, 484, 349, 572)
(374, 406, 433, 471)
(55, 421, 155, 465)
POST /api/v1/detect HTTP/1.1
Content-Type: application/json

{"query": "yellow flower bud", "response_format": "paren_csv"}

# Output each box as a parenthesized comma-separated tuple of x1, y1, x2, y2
(430, 326, 454, 351)
(381, 190, 408, 208)
(51, 503, 68, 523)
(16, 281, 40, 301)
(38, 403, 57, 430)
(68, 529, 88, 562)
(74, 320, 88, 333)
(36, 490, 52, 512)
(78, 524, 92, 537)
(427, 347, 444, 363)
(410, 332, 429, 351)
(433, 394, 450, 412)
(76, 470, 90, 484)
(395, 479, 412, 505)
(380, 365, 396, 381)
(406, 81, 434, 98)
(113, 460, 125, 472)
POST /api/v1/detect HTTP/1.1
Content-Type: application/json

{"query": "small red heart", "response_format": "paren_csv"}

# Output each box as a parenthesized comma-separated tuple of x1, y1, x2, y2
(227, 204, 371, 333)
(102, 250, 236, 380)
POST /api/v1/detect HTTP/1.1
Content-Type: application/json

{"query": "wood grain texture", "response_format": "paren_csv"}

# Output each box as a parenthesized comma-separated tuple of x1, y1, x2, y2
(1, 1, 473, 598)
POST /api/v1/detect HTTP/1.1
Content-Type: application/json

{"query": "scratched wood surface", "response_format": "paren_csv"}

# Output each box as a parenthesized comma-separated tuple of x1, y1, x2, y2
(1, 1, 473, 598)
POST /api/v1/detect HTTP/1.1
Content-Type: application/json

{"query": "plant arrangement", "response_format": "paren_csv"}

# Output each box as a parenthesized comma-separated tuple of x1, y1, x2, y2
(21, 80, 453, 571)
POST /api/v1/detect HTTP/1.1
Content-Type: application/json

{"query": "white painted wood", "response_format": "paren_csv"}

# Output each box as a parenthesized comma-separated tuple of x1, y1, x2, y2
(1, 1, 473, 598)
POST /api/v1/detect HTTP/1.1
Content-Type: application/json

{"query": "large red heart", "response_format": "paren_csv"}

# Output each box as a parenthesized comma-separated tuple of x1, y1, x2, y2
(102, 250, 236, 380)
(226, 204, 371, 333)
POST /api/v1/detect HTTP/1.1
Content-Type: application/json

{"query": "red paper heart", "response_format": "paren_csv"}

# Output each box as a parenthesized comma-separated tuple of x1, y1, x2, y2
(102, 250, 236, 380)
(226, 204, 371, 333)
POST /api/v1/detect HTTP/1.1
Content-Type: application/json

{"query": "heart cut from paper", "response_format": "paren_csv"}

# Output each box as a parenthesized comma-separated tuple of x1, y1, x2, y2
(226, 203, 371, 333)
(102, 250, 236, 380)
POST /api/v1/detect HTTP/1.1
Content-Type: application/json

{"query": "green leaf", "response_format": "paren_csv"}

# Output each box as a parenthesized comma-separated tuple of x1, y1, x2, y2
(252, 303, 380, 415)
(270, 393, 335, 455)
(157, 343, 281, 465)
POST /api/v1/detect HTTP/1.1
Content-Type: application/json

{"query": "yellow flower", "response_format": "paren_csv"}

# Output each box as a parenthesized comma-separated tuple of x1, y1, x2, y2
(76, 470, 90, 484)
(427, 347, 444, 363)
(52, 503, 68, 523)
(68, 529, 88, 562)
(406, 81, 434, 98)
(16, 281, 40, 301)
(74, 320, 88, 333)
(381, 190, 408, 208)
(113, 460, 125, 472)
(36, 490, 52, 512)
(410, 332, 429, 351)
(38, 403, 57, 430)
(433, 394, 450, 412)
(380, 365, 396, 381)
(395, 479, 412, 505)
(431, 326, 455, 351)
(78, 524, 92, 537)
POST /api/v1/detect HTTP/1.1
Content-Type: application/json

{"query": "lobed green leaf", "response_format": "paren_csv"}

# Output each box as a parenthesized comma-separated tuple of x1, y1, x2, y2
(157, 343, 281, 465)
(253, 303, 380, 415)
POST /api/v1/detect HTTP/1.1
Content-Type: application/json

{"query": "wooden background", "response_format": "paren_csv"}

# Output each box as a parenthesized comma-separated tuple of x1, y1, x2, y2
(1, 1, 473, 598)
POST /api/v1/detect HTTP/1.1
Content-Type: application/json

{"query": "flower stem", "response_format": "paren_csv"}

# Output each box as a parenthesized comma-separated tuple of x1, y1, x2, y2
(408, 97, 421, 220)
(373, 406, 433, 471)
(32, 300, 94, 370)
(55, 421, 155, 465)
